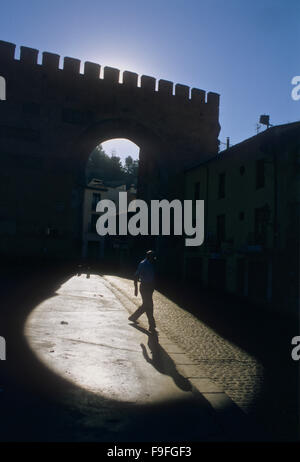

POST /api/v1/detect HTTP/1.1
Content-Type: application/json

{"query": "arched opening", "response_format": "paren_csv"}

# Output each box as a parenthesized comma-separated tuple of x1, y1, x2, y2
(81, 137, 143, 268)
(70, 118, 170, 272)
(86, 138, 139, 188)
(71, 119, 166, 208)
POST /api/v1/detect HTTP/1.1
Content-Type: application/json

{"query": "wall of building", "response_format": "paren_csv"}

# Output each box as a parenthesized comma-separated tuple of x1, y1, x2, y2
(82, 181, 137, 263)
(0, 39, 220, 260)
(184, 123, 300, 316)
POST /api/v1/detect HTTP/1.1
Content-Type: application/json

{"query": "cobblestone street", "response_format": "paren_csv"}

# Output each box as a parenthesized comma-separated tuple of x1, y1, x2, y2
(104, 274, 298, 440)
(0, 267, 298, 441)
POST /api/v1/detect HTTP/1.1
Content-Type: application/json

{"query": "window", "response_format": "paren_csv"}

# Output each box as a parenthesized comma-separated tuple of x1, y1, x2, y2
(256, 159, 265, 189)
(217, 214, 225, 243)
(239, 211, 245, 221)
(194, 181, 200, 201)
(92, 193, 101, 211)
(240, 166, 245, 175)
(218, 172, 225, 198)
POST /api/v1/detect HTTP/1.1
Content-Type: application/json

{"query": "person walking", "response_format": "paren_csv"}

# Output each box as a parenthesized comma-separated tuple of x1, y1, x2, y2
(128, 250, 156, 331)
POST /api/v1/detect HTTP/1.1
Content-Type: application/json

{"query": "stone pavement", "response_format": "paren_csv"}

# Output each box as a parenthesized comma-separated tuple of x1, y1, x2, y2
(105, 275, 264, 413)
(22, 273, 256, 441)
(104, 274, 299, 442)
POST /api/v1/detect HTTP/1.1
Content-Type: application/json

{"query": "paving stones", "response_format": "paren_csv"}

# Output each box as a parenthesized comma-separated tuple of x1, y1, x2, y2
(104, 275, 264, 414)
(104, 275, 261, 440)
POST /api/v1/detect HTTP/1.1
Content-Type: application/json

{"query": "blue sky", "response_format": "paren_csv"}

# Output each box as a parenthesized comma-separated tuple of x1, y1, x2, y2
(1, 0, 299, 161)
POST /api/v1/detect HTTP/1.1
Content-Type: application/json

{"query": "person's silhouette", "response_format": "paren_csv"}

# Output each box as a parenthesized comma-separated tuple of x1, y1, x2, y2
(129, 250, 156, 331)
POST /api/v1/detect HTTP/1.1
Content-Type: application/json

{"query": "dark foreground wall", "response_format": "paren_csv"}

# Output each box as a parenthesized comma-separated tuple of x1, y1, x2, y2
(0, 40, 220, 259)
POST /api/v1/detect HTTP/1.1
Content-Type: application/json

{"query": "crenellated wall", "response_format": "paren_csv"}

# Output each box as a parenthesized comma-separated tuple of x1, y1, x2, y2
(0, 40, 221, 259)
(0, 41, 219, 125)
(0, 40, 219, 112)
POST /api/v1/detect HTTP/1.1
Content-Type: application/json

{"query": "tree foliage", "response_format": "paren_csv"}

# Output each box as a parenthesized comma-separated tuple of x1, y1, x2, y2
(86, 145, 139, 187)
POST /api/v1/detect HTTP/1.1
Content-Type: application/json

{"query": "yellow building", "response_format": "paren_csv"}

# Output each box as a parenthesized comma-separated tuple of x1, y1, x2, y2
(184, 122, 300, 316)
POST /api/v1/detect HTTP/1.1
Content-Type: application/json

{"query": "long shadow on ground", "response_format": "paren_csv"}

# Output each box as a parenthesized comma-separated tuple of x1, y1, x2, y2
(155, 277, 299, 441)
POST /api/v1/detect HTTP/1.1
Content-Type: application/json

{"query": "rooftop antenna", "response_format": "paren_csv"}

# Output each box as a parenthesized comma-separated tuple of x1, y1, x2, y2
(218, 139, 230, 153)
(259, 114, 273, 130)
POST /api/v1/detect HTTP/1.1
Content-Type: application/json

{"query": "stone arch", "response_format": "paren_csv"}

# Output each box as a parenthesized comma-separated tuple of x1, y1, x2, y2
(0, 39, 220, 259)
(72, 117, 169, 201)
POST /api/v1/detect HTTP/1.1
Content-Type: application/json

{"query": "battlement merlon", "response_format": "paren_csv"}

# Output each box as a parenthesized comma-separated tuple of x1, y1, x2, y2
(64, 57, 81, 74)
(20, 46, 39, 65)
(0, 40, 16, 60)
(0, 40, 220, 111)
(42, 52, 60, 70)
